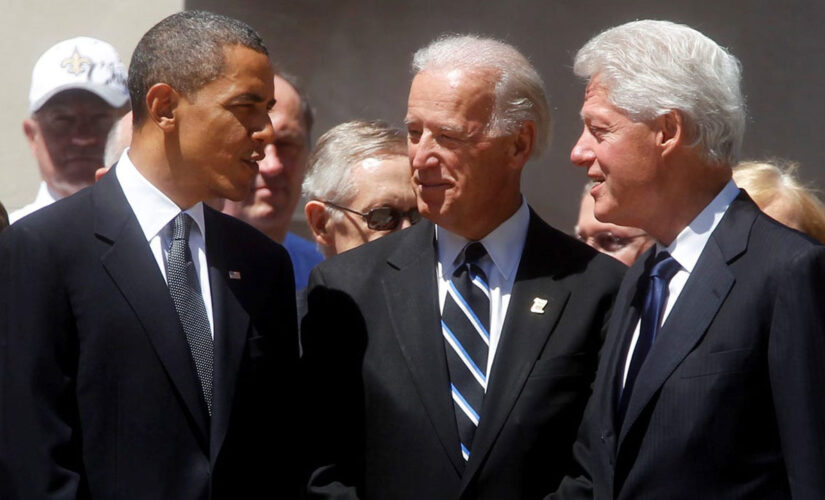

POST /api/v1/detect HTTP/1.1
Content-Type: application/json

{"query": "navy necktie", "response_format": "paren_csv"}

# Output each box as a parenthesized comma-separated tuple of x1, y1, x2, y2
(617, 251, 680, 426)
(441, 242, 491, 462)
(167, 213, 214, 416)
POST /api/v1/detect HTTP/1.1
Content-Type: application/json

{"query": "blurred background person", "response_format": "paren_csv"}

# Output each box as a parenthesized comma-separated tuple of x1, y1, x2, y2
(733, 159, 825, 244)
(12, 36, 129, 223)
(575, 181, 653, 266)
(302, 120, 419, 258)
(220, 72, 322, 289)
(0, 200, 8, 234)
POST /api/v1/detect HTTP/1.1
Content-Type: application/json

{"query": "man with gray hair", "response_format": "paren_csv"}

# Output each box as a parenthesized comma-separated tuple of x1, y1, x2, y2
(0, 11, 299, 497)
(302, 120, 419, 258)
(301, 35, 624, 499)
(554, 20, 825, 499)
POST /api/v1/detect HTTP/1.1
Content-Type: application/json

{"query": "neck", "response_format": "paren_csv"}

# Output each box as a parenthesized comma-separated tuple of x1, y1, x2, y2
(129, 132, 201, 209)
(647, 162, 731, 246)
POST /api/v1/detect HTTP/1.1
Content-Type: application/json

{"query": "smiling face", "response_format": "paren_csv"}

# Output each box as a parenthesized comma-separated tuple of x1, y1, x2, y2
(174, 44, 275, 204)
(405, 68, 519, 239)
(570, 79, 662, 230)
(23, 89, 120, 197)
(221, 74, 308, 241)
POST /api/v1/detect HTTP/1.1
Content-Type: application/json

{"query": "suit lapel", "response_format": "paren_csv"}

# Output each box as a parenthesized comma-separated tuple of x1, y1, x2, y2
(460, 211, 571, 489)
(382, 221, 465, 475)
(94, 171, 210, 451)
(617, 193, 754, 447)
(203, 208, 251, 463)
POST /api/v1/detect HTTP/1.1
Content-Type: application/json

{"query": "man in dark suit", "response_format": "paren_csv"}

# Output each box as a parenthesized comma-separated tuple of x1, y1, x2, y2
(554, 20, 825, 499)
(301, 35, 625, 499)
(0, 11, 299, 498)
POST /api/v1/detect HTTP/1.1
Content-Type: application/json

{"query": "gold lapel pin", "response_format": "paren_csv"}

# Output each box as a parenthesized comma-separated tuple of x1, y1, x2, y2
(530, 297, 548, 314)
(228, 270, 242, 280)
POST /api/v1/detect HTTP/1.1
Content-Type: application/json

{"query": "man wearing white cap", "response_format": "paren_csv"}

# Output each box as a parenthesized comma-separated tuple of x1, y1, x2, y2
(12, 36, 129, 223)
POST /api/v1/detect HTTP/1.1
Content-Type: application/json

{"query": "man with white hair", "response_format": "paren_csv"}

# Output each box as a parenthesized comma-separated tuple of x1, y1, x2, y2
(301, 35, 625, 499)
(554, 20, 825, 499)
(13, 37, 129, 223)
(302, 120, 419, 258)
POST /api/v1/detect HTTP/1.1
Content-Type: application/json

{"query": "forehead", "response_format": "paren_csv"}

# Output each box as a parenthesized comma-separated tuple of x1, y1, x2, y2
(271, 75, 305, 132)
(580, 79, 621, 118)
(350, 155, 413, 202)
(406, 68, 496, 125)
(39, 89, 112, 113)
(200, 45, 273, 100)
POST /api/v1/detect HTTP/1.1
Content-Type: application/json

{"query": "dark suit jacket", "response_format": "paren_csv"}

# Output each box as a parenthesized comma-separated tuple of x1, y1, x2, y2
(301, 210, 625, 499)
(553, 193, 825, 500)
(0, 170, 300, 499)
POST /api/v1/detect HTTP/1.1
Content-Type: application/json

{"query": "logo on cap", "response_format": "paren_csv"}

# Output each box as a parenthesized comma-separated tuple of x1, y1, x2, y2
(61, 47, 92, 76)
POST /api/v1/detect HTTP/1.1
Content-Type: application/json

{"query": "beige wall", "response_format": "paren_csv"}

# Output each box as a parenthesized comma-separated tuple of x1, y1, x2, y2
(0, 0, 183, 212)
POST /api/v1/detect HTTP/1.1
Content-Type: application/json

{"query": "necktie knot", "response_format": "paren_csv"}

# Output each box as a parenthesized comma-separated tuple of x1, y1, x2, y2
(172, 213, 192, 242)
(650, 251, 680, 282)
(462, 242, 487, 266)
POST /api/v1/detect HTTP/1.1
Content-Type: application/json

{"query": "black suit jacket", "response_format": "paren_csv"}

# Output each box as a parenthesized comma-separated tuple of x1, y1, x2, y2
(554, 193, 825, 499)
(0, 170, 300, 498)
(301, 209, 625, 499)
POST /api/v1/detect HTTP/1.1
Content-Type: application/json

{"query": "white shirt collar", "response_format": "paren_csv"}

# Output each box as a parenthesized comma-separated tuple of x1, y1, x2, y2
(658, 179, 740, 272)
(436, 196, 530, 280)
(114, 148, 206, 242)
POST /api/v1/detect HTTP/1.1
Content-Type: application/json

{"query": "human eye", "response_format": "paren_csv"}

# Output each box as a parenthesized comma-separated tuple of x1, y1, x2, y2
(406, 127, 422, 143)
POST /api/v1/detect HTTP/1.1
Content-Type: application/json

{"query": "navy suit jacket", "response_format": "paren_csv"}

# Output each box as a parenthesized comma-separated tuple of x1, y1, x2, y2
(301, 210, 625, 499)
(554, 192, 825, 499)
(0, 170, 300, 498)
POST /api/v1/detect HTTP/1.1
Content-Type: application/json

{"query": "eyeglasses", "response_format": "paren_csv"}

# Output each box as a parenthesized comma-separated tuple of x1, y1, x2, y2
(322, 200, 422, 231)
(578, 231, 648, 253)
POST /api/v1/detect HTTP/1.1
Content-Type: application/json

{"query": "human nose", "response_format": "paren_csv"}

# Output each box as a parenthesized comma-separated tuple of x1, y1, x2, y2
(410, 132, 439, 171)
(70, 117, 104, 146)
(570, 130, 595, 168)
(252, 114, 276, 148)
(257, 143, 283, 176)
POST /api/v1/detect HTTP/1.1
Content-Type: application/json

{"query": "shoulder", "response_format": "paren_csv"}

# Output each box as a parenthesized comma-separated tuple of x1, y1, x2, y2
(204, 205, 290, 261)
(526, 210, 627, 285)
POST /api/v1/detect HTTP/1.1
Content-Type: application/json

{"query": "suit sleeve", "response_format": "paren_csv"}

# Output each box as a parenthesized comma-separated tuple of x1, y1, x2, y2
(770, 244, 825, 498)
(300, 266, 363, 499)
(0, 224, 87, 499)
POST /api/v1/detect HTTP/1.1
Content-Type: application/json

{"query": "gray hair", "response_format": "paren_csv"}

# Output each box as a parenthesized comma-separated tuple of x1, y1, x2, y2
(412, 34, 551, 156)
(128, 10, 268, 125)
(574, 20, 745, 166)
(302, 120, 407, 218)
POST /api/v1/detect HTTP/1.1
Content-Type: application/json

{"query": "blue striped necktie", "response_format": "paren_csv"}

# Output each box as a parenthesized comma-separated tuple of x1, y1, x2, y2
(441, 242, 491, 462)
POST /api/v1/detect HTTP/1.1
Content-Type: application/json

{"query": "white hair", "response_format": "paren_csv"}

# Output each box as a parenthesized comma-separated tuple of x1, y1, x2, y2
(574, 20, 745, 166)
(412, 34, 551, 156)
(302, 120, 407, 219)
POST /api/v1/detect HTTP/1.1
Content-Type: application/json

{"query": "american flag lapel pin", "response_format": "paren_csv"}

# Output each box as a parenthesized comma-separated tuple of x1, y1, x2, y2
(530, 297, 548, 314)
(228, 270, 242, 280)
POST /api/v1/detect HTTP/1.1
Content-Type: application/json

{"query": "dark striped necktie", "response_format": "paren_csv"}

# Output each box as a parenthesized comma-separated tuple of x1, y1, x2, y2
(441, 242, 491, 462)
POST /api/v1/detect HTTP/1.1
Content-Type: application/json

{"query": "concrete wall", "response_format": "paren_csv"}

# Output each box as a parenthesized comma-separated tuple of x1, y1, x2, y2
(0, 0, 182, 212)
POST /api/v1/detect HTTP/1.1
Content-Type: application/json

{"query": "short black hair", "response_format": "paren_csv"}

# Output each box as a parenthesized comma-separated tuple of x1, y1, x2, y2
(128, 10, 268, 125)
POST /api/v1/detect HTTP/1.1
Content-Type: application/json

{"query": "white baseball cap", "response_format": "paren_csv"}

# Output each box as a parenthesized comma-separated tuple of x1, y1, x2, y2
(29, 36, 129, 113)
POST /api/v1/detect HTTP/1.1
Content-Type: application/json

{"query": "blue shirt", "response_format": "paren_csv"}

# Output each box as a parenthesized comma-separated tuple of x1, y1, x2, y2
(284, 232, 323, 290)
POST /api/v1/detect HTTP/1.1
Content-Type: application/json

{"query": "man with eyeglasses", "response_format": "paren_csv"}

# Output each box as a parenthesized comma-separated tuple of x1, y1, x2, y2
(302, 120, 419, 258)
(301, 35, 625, 499)
(11, 37, 129, 223)
(575, 181, 653, 266)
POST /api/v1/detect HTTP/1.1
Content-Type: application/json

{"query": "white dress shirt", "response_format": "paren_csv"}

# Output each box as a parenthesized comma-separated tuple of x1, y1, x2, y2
(622, 180, 740, 387)
(115, 149, 215, 337)
(436, 197, 530, 376)
(8, 181, 61, 224)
